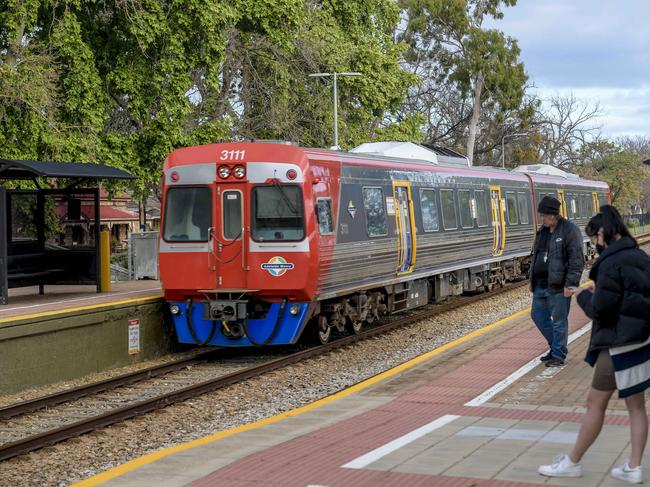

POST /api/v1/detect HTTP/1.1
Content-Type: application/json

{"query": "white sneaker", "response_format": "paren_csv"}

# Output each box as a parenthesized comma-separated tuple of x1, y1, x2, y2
(611, 462, 643, 484)
(538, 454, 583, 478)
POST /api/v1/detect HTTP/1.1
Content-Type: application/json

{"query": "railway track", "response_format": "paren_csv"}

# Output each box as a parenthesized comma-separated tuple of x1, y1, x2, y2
(0, 279, 530, 462)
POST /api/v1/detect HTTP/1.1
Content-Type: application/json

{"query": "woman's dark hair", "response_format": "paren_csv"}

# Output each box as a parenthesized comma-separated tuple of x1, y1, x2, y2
(585, 205, 635, 245)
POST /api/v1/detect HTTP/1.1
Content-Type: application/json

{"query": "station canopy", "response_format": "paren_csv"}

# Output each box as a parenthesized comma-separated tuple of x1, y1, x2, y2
(0, 159, 135, 181)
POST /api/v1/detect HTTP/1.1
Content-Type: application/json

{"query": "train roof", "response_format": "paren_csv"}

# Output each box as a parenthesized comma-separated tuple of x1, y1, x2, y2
(164, 141, 609, 189)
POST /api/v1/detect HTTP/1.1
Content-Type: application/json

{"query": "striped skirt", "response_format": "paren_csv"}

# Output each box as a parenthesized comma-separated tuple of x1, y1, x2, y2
(610, 335, 650, 398)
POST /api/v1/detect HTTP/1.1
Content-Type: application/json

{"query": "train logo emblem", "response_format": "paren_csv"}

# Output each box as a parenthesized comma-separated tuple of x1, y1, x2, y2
(261, 256, 294, 277)
(348, 201, 357, 219)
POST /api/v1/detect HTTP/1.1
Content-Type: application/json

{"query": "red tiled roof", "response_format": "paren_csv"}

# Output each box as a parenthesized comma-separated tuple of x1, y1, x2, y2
(53, 204, 138, 221)
(84, 206, 138, 221)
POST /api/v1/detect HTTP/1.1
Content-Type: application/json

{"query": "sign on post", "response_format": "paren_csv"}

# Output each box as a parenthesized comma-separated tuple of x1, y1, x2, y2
(128, 319, 140, 354)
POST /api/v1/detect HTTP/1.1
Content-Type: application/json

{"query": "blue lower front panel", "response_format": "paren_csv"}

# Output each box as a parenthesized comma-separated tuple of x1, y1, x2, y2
(170, 301, 310, 346)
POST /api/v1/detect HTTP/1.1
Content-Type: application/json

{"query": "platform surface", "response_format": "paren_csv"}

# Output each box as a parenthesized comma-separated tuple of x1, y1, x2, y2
(0, 280, 162, 322)
(80, 300, 648, 487)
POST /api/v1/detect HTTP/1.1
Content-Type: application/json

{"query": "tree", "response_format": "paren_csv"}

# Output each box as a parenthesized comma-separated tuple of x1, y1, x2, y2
(531, 93, 602, 168)
(397, 0, 527, 164)
(573, 139, 645, 211)
(1, 0, 417, 195)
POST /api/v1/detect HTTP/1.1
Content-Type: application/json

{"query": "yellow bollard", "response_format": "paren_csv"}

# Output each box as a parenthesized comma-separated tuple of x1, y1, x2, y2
(100, 229, 111, 292)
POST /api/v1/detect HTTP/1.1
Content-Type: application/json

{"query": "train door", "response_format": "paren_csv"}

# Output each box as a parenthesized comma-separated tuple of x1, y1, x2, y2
(556, 189, 568, 218)
(393, 182, 416, 274)
(489, 186, 506, 256)
(591, 192, 600, 213)
(213, 184, 247, 289)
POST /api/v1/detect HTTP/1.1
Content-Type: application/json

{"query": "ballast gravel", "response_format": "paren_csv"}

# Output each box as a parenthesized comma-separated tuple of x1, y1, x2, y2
(0, 286, 542, 486)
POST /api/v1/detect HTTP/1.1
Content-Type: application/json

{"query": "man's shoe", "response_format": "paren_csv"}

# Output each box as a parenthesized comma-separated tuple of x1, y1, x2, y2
(611, 462, 643, 484)
(540, 351, 553, 362)
(538, 454, 582, 478)
(545, 358, 565, 367)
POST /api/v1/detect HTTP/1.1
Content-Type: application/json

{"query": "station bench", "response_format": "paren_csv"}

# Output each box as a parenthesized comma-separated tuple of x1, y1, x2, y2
(6, 252, 67, 295)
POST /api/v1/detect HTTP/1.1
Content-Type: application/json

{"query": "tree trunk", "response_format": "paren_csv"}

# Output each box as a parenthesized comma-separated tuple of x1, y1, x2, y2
(466, 73, 484, 165)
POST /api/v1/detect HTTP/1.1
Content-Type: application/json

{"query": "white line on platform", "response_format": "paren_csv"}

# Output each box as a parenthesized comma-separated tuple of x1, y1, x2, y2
(2, 288, 161, 312)
(341, 414, 459, 469)
(464, 321, 593, 407)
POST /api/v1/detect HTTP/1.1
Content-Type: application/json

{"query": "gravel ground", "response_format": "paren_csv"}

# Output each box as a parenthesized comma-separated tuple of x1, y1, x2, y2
(0, 285, 535, 487)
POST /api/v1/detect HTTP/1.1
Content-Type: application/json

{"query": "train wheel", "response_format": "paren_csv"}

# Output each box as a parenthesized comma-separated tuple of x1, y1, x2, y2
(348, 319, 363, 335)
(315, 315, 331, 345)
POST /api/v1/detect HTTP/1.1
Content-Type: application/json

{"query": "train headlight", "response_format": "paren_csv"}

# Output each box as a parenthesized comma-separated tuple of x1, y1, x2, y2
(218, 165, 231, 179)
(170, 304, 181, 315)
(289, 304, 301, 315)
(233, 165, 246, 179)
(286, 169, 297, 180)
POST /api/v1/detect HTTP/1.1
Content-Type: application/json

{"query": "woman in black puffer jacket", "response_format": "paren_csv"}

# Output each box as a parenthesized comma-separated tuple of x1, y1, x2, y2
(539, 206, 650, 484)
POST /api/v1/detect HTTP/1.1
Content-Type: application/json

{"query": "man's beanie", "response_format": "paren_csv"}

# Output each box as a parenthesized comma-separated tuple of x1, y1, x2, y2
(538, 196, 561, 215)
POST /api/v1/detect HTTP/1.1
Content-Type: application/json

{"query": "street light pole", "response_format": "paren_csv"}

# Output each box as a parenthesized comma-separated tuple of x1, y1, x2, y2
(309, 72, 363, 150)
(501, 132, 529, 169)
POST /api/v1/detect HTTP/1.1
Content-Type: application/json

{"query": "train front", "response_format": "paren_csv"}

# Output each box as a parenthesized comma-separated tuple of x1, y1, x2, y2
(159, 142, 318, 346)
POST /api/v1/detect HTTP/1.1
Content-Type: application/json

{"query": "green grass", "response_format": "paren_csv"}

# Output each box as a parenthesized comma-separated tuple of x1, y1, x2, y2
(630, 223, 650, 236)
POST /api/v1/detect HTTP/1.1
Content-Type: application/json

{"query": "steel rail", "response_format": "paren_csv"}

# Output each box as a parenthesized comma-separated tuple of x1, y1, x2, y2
(0, 349, 224, 421)
(0, 280, 529, 462)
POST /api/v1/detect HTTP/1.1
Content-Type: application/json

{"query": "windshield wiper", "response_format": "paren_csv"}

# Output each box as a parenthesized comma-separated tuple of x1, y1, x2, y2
(272, 179, 298, 215)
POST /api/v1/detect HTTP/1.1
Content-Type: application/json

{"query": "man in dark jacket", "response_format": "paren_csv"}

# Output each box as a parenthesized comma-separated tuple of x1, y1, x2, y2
(530, 196, 584, 366)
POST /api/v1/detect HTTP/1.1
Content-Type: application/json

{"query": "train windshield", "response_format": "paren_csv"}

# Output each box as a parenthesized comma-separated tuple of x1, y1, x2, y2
(163, 187, 212, 242)
(251, 185, 305, 241)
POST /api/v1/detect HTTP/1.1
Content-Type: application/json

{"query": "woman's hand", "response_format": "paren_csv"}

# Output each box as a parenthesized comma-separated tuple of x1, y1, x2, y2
(574, 283, 595, 296)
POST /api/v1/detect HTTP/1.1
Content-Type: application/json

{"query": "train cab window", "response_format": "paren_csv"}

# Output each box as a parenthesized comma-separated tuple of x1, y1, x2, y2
(163, 187, 212, 242)
(223, 190, 242, 240)
(419, 189, 439, 232)
(505, 192, 518, 225)
(475, 190, 489, 227)
(251, 185, 305, 241)
(362, 187, 388, 237)
(517, 192, 530, 224)
(316, 198, 334, 235)
(440, 189, 457, 230)
(458, 190, 473, 228)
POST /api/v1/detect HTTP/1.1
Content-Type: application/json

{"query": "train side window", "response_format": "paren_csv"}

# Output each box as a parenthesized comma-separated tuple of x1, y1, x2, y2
(223, 190, 242, 240)
(419, 189, 439, 232)
(316, 198, 334, 235)
(505, 192, 518, 225)
(585, 194, 593, 216)
(440, 189, 457, 230)
(475, 190, 489, 227)
(163, 187, 212, 242)
(362, 187, 388, 237)
(569, 197, 577, 218)
(517, 192, 530, 224)
(458, 190, 473, 228)
(599, 193, 608, 207)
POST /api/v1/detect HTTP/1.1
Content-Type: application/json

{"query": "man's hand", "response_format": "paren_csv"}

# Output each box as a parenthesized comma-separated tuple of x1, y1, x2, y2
(564, 287, 576, 297)
(573, 283, 595, 296)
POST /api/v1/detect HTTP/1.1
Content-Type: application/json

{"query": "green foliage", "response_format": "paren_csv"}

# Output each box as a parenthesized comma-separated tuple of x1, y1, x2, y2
(1, 0, 417, 188)
(573, 140, 646, 211)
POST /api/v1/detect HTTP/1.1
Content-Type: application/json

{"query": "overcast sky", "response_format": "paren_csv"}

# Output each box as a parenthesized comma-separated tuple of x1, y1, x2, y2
(489, 0, 650, 138)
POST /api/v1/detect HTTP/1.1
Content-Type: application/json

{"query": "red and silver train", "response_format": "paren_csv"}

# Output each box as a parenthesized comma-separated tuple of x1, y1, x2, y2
(159, 141, 609, 346)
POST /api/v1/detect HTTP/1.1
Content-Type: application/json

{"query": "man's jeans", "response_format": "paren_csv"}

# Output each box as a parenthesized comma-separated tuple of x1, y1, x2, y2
(531, 284, 571, 361)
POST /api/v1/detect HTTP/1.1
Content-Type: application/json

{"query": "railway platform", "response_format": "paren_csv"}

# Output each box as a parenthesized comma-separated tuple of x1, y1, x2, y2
(78, 300, 645, 487)
(0, 281, 165, 393)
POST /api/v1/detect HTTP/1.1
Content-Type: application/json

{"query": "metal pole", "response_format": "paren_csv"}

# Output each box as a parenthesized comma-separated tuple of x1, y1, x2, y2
(501, 132, 529, 169)
(333, 72, 338, 149)
(309, 72, 362, 150)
